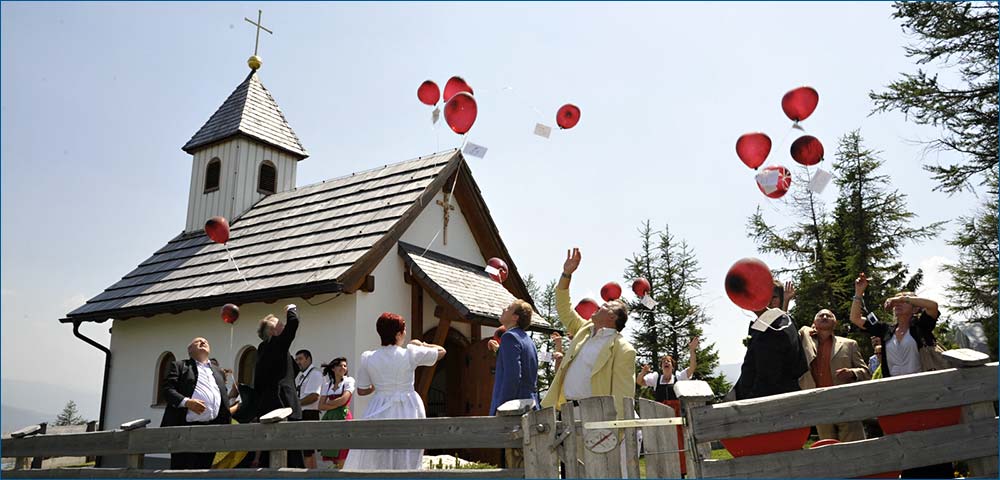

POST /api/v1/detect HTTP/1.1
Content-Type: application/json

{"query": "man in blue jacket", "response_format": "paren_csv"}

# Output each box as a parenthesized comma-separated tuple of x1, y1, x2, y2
(489, 299, 540, 415)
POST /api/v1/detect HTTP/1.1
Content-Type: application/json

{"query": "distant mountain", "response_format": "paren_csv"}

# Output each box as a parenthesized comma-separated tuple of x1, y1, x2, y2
(714, 363, 742, 384)
(2, 405, 54, 434)
(1, 378, 101, 433)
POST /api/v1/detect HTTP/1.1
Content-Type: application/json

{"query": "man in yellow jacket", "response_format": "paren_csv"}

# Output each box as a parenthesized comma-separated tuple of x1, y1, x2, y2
(541, 248, 637, 419)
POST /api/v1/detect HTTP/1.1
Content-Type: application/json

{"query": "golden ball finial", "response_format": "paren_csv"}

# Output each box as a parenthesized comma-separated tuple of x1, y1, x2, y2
(247, 55, 262, 70)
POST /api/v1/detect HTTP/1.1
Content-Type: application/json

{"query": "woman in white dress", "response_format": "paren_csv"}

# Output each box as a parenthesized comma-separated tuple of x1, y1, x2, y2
(341, 312, 446, 471)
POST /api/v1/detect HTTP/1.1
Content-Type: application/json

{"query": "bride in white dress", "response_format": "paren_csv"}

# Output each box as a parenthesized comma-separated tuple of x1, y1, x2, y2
(342, 312, 446, 471)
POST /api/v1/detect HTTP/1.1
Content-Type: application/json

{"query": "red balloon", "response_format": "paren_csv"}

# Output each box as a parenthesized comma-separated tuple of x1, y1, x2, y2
(600, 282, 622, 302)
(443, 76, 474, 103)
(632, 278, 651, 297)
(221, 303, 240, 324)
(575, 298, 600, 320)
(205, 216, 230, 244)
(417, 80, 440, 106)
(781, 86, 819, 123)
(493, 325, 507, 343)
(736, 133, 772, 170)
(724, 257, 774, 311)
(755, 165, 792, 199)
(790, 135, 824, 166)
(487, 257, 509, 283)
(444, 92, 478, 135)
(556, 104, 581, 129)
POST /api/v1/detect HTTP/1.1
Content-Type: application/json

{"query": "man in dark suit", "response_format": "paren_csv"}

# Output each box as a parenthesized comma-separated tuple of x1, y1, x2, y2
(251, 304, 304, 468)
(734, 281, 809, 400)
(160, 336, 231, 469)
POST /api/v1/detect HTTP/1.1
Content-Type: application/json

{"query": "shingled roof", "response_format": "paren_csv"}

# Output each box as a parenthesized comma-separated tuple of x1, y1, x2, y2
(63, 150, 538, 324)
(181, 71, 308, 158)
(398, 242, 553, 332)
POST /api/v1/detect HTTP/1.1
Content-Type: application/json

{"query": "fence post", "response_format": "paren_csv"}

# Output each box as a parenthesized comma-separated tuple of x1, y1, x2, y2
(85, 421, 97, 464)
(29, 422, 47, 469)
(621, 398, 640, 479)
(674, 380, 714, 479)
(499, 399, 535, 470)
(522, 407, 559, 478)
(577, 396, 622, 478)
(636, 398, 681, 479)
(560, 402, 583, 478)
(120, 418, 151, 470)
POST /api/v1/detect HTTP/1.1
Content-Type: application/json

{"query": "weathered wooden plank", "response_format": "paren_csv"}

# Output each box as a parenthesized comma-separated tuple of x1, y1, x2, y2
(497, 399, 535, 417)
(560, 405, 582, 479)
(963, 402, 999, 477)
(2, 468, 525, 478)
(621, 398, 640, 479)
(690, 363, 998, 441)
(522, 407, 559, 478)
(126, 416, 522, 453)
(637, 398, 681, 479)
(578, 397, 622, 479)
(125, 454, 144, 470)
(682, 397, 711, 478)
(701, 419, 998, 478)
(943, 348, 991, 368)
(270, 450, 287, 469)
(2, 430, 131, 457)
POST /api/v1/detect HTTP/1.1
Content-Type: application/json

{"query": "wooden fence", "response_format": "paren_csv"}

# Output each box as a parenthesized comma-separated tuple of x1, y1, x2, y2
(3, 350, 996, 478)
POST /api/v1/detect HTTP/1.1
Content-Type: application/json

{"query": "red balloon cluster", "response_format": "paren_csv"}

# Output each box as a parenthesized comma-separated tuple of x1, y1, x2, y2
(575, 298, 600, 320)
(417, 80, 440, 106)
(486, 257, 509, 283)
(205, 216, 230, 244)
(736, 133, 772, 170)
(556, 104, 581, 130)
(782, 87, 819, 123)
(756, 165, 792, 199)
(790, 135, 824, 166)
(221, 303, 240, 325)
(445, 92, 478, 135)
(600, 282, 622, 302)
(724, 258, 774, 311)
(443, 76, 474, 103)
(632, 278, 651, 297)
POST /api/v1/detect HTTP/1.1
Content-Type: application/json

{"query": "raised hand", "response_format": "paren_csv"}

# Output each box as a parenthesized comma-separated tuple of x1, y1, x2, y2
(784, 282, 796, 302)
(854, 273, 868, 295)
(689, 336, 700, 351)
(563, 248, 582, 275)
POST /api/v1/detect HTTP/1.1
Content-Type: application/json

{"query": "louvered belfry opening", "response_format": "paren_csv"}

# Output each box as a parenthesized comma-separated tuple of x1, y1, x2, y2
(204, 158, 221, 192)
(257, 161, 277, 194)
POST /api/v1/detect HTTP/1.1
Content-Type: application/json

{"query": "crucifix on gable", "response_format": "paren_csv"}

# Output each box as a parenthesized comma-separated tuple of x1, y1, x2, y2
(436, 192, 456, 245)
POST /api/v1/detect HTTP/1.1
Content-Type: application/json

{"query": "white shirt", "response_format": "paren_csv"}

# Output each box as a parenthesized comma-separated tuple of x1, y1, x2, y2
(642, 368, 690, 387)
(183, 360, 221, 423)
(295, 365, 324, 411)
(563, 326, 618, 401)
(886, 331, 921, 376)
(323, 376, 356, 407)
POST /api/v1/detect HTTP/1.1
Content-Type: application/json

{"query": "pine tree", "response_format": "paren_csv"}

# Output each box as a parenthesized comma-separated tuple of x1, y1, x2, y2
(828, 131, 944, 324)
(624, 220, 731, 397)
(55, 400, 86, 426)
(534, 279, 560, 394)
(870, 1, 999, 357)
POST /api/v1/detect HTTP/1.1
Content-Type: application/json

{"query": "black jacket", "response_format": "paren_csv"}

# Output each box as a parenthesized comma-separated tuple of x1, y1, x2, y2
(734, 313, 809, 400)
(253, 308, 302, 420)
(160, 358, 231, 427)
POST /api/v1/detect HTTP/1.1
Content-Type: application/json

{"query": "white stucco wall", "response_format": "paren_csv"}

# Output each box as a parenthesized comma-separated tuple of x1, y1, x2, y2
(104, 295, 356, 431)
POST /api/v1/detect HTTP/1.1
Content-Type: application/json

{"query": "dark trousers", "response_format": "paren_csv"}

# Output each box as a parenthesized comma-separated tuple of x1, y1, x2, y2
(169, 420, 215, 469)
(170, 451, 215, 470)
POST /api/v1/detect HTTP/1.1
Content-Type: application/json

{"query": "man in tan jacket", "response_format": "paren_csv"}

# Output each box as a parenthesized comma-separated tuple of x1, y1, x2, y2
(799, 308, 871, 441)
(541, 248, 636, 420)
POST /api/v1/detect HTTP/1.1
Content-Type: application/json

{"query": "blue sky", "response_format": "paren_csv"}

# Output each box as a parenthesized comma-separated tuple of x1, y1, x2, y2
(2, 2, 980, 397)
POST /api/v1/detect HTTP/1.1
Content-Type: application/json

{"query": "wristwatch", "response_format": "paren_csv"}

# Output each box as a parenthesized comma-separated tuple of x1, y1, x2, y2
(561, 272, 572, 279)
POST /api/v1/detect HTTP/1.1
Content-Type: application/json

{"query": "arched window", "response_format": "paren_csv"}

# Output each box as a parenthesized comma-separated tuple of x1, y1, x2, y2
(257, 161, 277, 195)
(153, 351, 176, 406)
(236, 346, 257, 386)
(204, 158, 221, 193)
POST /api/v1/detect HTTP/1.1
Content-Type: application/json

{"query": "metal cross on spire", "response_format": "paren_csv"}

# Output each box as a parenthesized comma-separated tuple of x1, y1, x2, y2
(244, 9, 273, 58)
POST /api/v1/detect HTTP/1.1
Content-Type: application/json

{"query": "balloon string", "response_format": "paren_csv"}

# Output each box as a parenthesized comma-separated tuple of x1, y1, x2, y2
(230, 323, 234, 358)
(420, 229, 441, 257)
(502, 85, 546, 122)
(224, 244, 251, 287)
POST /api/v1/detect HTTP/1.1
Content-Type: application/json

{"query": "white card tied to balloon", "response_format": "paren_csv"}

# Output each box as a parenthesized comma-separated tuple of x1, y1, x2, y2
(464, 142, 488, 159)
(538, 350, 553, 363)
(484, 264, 501, 276)
(431, 107, 441, 124)
(534, 123, 552, 139)
(640, 295, 657, 309)
(755, 169, 781, 195)
(809, 168, 832, 194)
